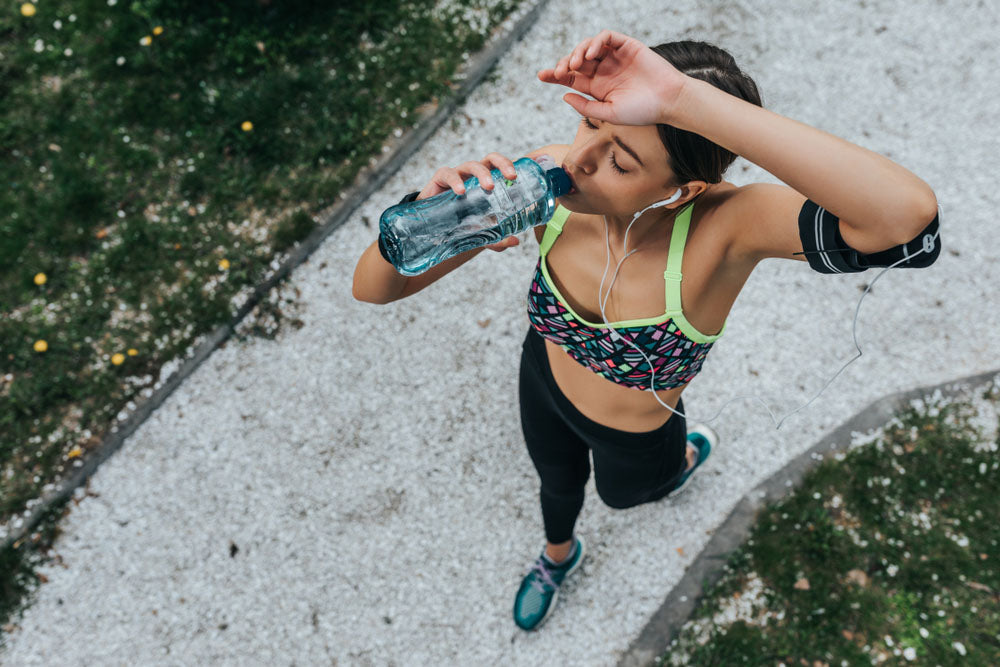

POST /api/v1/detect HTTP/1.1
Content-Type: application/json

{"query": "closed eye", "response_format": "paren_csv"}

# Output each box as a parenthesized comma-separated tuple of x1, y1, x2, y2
(579, 116, 628, 175)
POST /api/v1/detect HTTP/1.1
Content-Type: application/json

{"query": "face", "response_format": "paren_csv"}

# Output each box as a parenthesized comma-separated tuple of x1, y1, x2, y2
(561, 115, 705, 222)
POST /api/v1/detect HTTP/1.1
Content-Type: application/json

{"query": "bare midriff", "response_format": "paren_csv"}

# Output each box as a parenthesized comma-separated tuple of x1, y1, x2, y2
(543, 337, 688, 432)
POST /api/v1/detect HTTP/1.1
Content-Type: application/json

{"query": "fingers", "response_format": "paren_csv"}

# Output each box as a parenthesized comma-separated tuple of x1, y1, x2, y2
(459, 161, 496, 190)
(487, 235, 520, 252)
(433, 166, 468, 195)
(553, 54, 575, 81)
(427, 153, 517, 198)
(561, 29, 628, 73)
(484, 152, 517, 180)
(563, 92, 612, 121)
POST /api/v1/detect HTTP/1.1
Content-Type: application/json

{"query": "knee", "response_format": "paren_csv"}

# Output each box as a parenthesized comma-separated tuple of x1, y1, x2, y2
(594, 482, 641, 510)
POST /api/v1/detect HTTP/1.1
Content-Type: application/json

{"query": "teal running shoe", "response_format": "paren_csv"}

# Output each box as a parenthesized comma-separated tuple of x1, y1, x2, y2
(513, 534, 586, 631)
(671, 421, 718, 497)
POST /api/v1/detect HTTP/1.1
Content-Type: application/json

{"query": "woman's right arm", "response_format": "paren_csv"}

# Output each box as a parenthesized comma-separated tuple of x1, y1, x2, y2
(352, 154, 523, 304)
(352, 231, 494, 304)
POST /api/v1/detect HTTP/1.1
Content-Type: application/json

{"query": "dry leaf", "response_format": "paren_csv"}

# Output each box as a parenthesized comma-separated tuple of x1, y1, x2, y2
(841, 629, 854, 641)
(477, 318, 491, 328)
(675, 547, 685, 556)
(967, 581, 993, 593)
(95, 228, 108, 239)
(793, 577, 810, 590)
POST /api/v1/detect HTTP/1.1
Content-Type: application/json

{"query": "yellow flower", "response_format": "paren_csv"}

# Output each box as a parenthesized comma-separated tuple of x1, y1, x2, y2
(20, 3, 36, 17)
(127, 348, 139, 356)
(153, 26, 164, 35)
(34, 339, 48, 352)
(111, 353, 125, 365)
(241, 121, 253, 132)
(67, 447, 83, 459)
(218, 258, 230, 270)
(34, 272, 47, 285)
(139, 35, 152, 46)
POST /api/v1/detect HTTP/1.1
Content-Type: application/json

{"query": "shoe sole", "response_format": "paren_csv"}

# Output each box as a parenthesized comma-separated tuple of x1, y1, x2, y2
(671, 422, 719, 498)
(518, 535, 587, 631)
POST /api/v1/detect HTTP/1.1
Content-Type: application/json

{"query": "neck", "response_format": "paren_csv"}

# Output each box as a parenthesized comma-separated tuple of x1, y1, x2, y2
(603, 205, 682, 252)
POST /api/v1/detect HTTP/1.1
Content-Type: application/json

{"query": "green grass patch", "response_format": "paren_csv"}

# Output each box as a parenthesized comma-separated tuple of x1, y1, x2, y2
(0, 0, 523, 526)
(658, 385, 1000, 666)
(0, 0, 525, 645)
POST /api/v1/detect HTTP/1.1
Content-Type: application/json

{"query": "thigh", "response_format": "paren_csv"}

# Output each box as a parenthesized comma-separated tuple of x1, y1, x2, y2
(590, 399, 688, 509)
(518, 331, 592, 485)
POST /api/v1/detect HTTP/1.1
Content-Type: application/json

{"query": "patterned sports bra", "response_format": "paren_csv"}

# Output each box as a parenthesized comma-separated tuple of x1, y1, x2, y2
(526, 202, 727, 391)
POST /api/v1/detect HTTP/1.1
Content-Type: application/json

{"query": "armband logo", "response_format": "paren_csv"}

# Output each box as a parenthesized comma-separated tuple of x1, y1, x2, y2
(922, 234, 936, 254)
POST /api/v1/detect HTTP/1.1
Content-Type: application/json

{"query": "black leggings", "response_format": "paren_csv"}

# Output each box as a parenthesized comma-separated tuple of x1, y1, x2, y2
(518, 326, 689, 544)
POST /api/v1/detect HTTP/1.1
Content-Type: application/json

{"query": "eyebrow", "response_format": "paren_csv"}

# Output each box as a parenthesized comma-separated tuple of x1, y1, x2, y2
(592, 117, 645, 168)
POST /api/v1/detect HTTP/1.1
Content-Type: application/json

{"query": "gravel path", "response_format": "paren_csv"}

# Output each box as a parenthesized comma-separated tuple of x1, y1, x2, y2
(3, 0, 998, 664)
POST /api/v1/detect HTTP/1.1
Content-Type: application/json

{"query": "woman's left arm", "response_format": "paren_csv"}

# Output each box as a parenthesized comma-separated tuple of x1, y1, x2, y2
(670, 76, 938, 238)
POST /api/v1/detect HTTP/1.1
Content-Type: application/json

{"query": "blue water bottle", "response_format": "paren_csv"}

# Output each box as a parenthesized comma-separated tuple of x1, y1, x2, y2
(378, 155, 572, 276)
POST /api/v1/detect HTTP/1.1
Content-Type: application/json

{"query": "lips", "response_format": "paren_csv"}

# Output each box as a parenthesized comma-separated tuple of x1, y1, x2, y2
(562, 164, 578, 194)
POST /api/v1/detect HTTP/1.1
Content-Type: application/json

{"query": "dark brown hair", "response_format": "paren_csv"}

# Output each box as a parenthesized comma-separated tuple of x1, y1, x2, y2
(650, 41, 762, 186)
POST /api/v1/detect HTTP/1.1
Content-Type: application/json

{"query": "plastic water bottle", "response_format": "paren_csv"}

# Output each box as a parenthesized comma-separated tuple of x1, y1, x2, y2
(378, 154, 571, 276)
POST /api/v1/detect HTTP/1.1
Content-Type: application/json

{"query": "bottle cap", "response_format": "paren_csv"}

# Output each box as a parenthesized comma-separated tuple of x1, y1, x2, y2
(532, 154, 571, 197)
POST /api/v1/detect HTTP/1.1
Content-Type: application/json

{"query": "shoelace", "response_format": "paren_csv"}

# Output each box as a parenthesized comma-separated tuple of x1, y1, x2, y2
(528, 556, 560, 593)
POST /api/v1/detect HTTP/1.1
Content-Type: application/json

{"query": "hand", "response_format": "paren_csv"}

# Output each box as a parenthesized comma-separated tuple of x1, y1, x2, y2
(537, 30, 689, 126)
(416, 152, 519, 200)
(417, 152, 521, 253)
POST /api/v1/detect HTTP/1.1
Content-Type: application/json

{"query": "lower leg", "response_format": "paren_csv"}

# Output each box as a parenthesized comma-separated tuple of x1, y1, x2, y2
(545, 538, 574, 563)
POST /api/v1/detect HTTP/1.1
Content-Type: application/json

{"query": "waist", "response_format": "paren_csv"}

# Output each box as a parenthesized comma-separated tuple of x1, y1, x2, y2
(526, 327, 686, 432)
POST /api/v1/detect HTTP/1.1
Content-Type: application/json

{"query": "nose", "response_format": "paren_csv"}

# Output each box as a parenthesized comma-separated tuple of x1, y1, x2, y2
(563, 160, 591, 185)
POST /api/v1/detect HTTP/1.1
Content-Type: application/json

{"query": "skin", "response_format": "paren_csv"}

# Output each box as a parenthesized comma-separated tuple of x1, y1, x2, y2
(559, 114, 707, 247)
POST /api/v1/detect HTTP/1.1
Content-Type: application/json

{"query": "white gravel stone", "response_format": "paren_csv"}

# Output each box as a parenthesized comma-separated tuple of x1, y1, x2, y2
(3, 0, 999, 665)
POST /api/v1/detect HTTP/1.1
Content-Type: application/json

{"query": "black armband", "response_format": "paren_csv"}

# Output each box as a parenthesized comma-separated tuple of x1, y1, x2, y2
(377, 191, 421, 263)
(398, 190, 420, 205)
(796, 199, 942, 274)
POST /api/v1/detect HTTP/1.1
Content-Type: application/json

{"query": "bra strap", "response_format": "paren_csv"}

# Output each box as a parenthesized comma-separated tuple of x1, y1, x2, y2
(539, 205, 571, 256)
(664, 201, 695, 314)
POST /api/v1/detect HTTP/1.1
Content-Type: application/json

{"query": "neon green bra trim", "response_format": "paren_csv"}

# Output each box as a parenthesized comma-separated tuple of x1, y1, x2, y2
(537, 202, 727, 344)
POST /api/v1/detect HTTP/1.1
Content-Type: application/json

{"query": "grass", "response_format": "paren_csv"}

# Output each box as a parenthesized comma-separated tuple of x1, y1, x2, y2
(0, 0, 525, 648)
(657, 381, 1000, 666)
(0, 0, 523, 533)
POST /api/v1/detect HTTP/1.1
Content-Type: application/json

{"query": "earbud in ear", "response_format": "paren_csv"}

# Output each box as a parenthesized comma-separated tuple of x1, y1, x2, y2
(662, 188, 683, 205)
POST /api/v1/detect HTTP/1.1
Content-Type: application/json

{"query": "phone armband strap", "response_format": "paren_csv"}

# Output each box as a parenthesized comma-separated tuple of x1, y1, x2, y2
(796, 199, 942, 274)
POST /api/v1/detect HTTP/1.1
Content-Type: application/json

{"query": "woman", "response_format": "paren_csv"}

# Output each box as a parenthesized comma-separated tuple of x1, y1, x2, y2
(352, 30, 939, 632)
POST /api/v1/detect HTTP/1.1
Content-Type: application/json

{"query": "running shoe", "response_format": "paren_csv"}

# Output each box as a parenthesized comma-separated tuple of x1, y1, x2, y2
(671, 422, 718, 497)
(512, 534, 586, 631)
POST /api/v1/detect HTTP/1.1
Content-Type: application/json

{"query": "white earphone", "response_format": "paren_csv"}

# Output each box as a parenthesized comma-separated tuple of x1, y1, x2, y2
(598, 193, 944, 430)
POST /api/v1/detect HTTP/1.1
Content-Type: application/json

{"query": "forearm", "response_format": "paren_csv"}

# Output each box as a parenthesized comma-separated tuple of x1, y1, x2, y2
(352, 235, 490, 304)
(352, 239, 409, 304)
(668, 76, 938, 232)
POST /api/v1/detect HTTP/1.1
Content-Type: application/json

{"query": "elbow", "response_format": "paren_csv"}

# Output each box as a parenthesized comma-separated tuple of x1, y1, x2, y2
(351, 283, 394, 305)
(910, 187, 940, 230)
(887, 189, 939, 245)
(351, 286, 382, 304)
